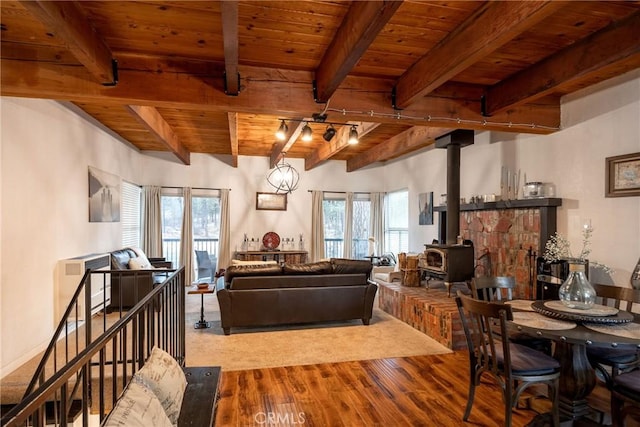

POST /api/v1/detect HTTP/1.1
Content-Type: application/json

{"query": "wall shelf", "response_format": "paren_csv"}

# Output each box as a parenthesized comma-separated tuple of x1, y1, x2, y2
(433, 197, 562, 212)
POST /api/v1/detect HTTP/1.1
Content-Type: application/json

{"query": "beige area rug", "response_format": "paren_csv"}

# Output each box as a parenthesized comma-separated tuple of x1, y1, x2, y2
(184, 291, 452, 371)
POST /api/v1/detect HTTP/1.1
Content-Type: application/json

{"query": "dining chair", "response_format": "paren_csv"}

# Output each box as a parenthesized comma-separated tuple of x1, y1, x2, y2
(455, 293, 560, 427)
(610, 369, 640, 427)
(472, 276, 515, 301)
(473, 276, 552, 355)
(588, 284, 640, 389)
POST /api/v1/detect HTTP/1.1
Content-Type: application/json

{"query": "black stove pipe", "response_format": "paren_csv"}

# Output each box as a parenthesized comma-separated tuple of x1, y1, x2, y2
(435, 130, 474, 245)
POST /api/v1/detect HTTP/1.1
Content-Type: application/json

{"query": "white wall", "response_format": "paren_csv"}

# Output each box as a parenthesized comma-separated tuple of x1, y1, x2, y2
(2, 69, 639, 376)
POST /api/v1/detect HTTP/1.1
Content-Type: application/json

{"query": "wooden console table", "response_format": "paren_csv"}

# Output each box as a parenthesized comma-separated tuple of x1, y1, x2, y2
(234, 250, 308, 264)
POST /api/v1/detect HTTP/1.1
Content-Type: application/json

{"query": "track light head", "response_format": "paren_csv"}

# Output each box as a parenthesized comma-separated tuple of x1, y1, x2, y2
(275, 120, 288, 141)
(348, 125, 359, 144)
(301, 123, 312, 142)
(323, 125, 337, 142)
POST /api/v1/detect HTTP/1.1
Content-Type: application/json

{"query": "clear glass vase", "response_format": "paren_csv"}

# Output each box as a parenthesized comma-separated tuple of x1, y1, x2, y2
(558, 260, 595, 309)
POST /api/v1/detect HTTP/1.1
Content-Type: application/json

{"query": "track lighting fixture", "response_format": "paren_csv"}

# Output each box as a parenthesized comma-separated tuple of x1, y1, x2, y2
(301, 123, 313, 142)
(274, 118, 359, 144)
(348, 125, 359, 145)
(323, 125, 337, 142)
(275, 120, 288, 141)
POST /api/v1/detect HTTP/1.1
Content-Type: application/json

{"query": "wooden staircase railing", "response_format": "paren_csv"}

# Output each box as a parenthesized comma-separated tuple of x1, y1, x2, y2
(0, 267, 186, 427)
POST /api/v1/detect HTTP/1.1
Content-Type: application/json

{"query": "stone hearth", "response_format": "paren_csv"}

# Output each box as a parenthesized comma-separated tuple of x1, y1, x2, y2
(376, 280, 465, 350)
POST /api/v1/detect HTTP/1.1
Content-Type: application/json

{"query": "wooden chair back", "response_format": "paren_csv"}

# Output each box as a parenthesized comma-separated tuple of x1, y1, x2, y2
(593, 284, 640, 314)
(472, 276, 515, 301)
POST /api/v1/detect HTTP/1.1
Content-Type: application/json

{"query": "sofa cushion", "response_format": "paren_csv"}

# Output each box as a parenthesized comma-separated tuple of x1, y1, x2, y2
(111, 248, 138, 270)
(230, 259, 278, 266)
(133, 347, 187, 424)
(229, 273, 368, 290)
(129, 256, 152, 270)
(101, 381, 172, 427)
(283, 261, 333, 275)
(331, 258, 373, 275)
(224, 264, 283, 286)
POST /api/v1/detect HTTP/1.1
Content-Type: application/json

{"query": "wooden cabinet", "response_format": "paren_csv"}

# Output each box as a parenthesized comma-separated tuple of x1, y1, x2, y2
(234, 251, 308, 264)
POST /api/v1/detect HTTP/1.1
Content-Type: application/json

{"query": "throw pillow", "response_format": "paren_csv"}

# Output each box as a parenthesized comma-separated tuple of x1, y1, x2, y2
(133, 347, 187, 424)
(101, 381, 172, 427)
(129, 256, 151, 270)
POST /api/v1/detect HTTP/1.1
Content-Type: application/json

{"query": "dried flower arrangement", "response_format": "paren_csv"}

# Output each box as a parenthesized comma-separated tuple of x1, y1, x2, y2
(543, 225, 613, 274)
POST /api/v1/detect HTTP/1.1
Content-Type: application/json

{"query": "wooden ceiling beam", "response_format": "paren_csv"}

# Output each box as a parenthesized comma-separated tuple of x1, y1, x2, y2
(314, 0, 402, 103)
(270, 120, 306, 168)
(0, 59, 559, 134)
(227, 112, 238, 167)
(305, 122, 380, 170)
(221, 1, 239, 96)
(484, 11, 640, 116)
(125, 105, 190, 165)
(18, 0, 116, 85)
(393, 1, 563, 109)
(346, 126, 448, 172)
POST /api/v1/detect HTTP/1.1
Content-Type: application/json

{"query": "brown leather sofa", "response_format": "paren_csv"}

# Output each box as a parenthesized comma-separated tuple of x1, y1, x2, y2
(110, 248, 173, 310)
(217, 258, 376, 335)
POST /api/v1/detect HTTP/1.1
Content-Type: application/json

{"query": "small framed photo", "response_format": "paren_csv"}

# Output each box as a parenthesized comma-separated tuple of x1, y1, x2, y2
(256, 192, 287, 210)
(605, 152, 640, 197)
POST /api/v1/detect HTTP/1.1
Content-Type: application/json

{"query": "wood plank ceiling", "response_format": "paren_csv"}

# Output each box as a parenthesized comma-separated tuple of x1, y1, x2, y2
(1, 1, 639, 171)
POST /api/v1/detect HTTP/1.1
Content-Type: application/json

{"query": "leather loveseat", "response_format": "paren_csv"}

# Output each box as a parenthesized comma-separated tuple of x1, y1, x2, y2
(110, 248, 173, 310)
(217, 258, 377, 335)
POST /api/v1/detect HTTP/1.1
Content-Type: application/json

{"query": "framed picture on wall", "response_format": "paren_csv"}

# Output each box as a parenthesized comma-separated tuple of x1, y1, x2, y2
(418, 192, 433, 225)
(256, 192, 287, 211)
(605, 152, 640, 197)
(88, 166, 121, 222)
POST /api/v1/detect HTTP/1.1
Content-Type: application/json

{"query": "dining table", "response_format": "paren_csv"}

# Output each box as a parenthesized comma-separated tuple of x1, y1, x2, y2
(505, 299, 640, 424)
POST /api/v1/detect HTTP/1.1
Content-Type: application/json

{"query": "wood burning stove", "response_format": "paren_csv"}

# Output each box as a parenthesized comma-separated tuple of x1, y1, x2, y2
(422, 243, 475, 295)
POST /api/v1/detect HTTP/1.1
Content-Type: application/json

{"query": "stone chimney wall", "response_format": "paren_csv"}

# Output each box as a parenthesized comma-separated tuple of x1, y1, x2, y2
(460, 208, 542, 298)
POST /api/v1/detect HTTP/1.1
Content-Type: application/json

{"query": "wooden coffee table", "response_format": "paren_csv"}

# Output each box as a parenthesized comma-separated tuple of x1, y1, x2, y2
(188, 284, 215, 329)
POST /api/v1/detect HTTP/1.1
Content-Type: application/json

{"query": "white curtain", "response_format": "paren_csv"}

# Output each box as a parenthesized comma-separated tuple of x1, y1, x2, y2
(311, 190, 325, 261)
(343, 192, 354, 259)
(217, 189, 231, 271)
(180, 187, 194, 285)
(371, 192, 384, 255)
(142, 185, 162, 257)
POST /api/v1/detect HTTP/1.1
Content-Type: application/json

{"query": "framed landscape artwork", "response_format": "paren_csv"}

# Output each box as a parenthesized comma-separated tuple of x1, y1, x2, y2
(605, 152, 640, 197)
(88, 166, 121, 222)
(256, 192, 287, 211)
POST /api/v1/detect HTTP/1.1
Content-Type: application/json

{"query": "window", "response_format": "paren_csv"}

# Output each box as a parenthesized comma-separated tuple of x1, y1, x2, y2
(323, 198, 345, 258)
(160, 189, 221, 269)
(385, 190, 409, 254)
(121, 181, 141, 248)
(322, 193, 371, 259)
(161, 192, 183, 267)
(192, 193, 220, 267)
(351, 197, 371, 259)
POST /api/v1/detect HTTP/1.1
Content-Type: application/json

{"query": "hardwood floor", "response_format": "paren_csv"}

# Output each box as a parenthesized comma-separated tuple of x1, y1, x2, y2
(216, 351, 566, 426)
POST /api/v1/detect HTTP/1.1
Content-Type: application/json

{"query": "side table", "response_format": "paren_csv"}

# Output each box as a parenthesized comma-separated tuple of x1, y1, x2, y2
(188, 285, 215, 329)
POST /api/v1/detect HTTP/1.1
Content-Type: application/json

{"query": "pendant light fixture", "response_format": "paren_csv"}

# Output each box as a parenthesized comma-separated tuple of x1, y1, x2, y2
(266, 153, 300, 194)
